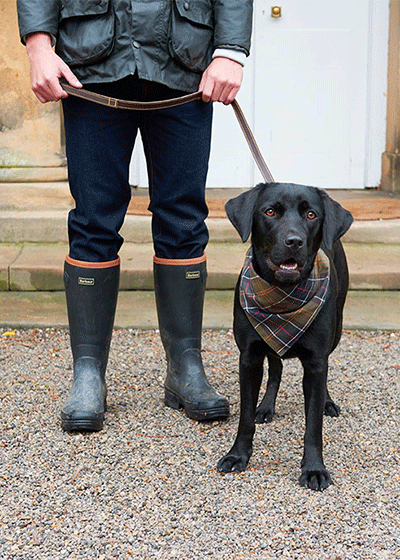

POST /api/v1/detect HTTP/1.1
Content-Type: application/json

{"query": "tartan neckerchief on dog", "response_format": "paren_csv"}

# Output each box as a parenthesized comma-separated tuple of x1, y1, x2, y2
(239, 248, 330, 356)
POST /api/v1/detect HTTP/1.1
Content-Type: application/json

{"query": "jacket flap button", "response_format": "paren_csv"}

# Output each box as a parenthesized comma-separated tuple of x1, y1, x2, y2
(184, 2, 190, 10)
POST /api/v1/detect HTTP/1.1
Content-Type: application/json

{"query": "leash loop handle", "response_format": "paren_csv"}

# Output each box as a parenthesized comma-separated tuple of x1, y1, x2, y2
(62, 83, 274, 183)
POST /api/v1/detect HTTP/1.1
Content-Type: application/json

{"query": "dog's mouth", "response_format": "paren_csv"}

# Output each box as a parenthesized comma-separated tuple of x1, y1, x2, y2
(267, 257, 302, 282)
(279, 258, 299, 272)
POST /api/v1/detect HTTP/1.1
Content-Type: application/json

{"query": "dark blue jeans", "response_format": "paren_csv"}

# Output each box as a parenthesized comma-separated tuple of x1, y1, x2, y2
(62, 75, 213, 262)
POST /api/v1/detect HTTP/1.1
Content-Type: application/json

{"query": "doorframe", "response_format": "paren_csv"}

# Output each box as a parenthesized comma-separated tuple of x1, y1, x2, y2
(381, 0, 400, 193)
(365, 0, 390, 188)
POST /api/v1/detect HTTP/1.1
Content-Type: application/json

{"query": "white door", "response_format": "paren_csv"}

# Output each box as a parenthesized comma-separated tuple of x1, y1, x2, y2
(130, 0, 389, 190)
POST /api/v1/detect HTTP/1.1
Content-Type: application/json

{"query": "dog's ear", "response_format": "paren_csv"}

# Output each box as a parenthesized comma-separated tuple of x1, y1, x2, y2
(318, 189, 353, 251)
(225, 184, 263, 242)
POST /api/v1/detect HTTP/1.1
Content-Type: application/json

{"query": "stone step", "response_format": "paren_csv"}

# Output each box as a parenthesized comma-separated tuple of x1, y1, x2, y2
(2, 182, 400, 245)
(2, 209, 400, 245)
(1, 241, 400, 292)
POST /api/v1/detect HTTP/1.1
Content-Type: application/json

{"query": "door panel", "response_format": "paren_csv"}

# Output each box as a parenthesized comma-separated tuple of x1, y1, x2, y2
(130, 1, 389, 190)
(252, 0, 368, 188)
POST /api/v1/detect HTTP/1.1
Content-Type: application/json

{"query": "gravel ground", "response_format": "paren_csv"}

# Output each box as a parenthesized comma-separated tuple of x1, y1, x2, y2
(1, 327, 400, 559)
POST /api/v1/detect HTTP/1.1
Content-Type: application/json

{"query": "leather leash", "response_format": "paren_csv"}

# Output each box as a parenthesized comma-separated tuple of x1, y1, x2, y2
(62, 83, 274, 183)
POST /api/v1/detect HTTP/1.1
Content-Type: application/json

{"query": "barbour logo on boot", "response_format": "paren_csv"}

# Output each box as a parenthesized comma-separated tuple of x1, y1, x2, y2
(186, 270, 200, 280)
(78, 277, 95, 286)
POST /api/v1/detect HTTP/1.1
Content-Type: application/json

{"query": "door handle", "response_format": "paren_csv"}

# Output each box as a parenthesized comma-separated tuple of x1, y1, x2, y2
(271, 6, 282, 18)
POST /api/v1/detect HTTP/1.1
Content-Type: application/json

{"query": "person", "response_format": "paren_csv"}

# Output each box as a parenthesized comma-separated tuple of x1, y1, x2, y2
(17, 0, 253, 432)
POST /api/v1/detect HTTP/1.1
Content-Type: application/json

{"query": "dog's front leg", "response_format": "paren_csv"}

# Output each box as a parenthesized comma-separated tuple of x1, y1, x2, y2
(299, 356, 332, 491)
(217, 349, 264, 473)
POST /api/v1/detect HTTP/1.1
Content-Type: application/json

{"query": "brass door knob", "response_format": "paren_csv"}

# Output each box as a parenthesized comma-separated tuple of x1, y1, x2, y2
(271, 6, 282, 18)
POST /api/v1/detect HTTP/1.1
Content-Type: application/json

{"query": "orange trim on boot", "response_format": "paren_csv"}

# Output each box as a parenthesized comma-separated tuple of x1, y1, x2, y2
(153, 253, 206, 266)
(66, 255, 121, 269)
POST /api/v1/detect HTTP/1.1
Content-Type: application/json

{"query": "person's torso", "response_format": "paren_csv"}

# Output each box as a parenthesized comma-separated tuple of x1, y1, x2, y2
(56, 0, 215, 91)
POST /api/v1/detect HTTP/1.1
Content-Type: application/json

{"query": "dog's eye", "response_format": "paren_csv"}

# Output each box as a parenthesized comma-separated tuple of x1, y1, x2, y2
(265, 208, 275, 217)
(307, 210, 317, 220)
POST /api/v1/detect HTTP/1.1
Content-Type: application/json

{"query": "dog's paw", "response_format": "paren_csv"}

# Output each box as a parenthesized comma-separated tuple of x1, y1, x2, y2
(324, 400, 340, 417)
(255, 405, 274, 424)
(217, 453, 250, 474)
(299, 468, 332, 492)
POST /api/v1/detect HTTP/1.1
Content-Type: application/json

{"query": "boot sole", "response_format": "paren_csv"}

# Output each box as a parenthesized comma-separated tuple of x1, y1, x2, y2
(61, 412, 104, 432)
(165, 389, 229, 421)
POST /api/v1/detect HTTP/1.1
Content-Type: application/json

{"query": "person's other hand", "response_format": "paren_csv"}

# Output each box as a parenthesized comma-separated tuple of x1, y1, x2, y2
(26, 33, 82, 103)
(198, 57, 243, 105)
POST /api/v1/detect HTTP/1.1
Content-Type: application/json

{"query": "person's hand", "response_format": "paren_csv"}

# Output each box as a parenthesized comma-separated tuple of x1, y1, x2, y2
(26, 33, 82, 103)
(198, 57, 243, 105)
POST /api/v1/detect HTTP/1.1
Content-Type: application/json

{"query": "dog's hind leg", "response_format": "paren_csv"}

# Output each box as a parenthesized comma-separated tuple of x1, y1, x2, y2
(255, 354, 283, 424)
(324, 388, 340, 417)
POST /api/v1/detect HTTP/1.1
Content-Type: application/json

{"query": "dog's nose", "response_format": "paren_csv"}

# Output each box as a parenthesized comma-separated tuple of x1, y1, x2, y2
(284, 234, 304, 249)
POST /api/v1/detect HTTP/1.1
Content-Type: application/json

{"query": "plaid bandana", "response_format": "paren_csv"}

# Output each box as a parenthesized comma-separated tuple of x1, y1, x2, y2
(239, 248, 330, 356)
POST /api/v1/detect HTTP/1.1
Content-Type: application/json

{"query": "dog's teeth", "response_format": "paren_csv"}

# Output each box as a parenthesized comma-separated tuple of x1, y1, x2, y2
(280, 263, 298, 270)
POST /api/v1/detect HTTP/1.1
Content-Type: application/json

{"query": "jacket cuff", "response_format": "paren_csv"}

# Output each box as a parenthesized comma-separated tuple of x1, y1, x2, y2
(212, 48, 247, 67)
(22, 32, 56, 47)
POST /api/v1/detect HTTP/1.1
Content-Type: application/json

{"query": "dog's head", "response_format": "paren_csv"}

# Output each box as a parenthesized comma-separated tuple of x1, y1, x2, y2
(225, 183, 353, 286)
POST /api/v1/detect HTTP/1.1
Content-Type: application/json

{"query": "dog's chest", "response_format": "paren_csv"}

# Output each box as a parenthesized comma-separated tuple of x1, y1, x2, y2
(239, 248, 330, 356)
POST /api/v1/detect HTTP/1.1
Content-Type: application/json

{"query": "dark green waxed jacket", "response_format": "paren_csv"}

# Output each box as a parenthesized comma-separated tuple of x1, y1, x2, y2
(17, 0, 253, 92)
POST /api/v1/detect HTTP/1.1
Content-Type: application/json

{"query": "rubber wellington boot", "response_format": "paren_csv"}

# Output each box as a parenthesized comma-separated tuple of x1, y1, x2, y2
(153, 255, 229, 421)
(61, 256, 120, 432)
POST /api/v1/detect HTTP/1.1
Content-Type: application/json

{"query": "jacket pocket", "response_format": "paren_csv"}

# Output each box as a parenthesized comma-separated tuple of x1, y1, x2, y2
(169, 0, 214, 73)
(56, 0, 115, 67)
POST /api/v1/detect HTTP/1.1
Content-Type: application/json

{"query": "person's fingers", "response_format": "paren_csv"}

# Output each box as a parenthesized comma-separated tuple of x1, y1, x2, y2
(27, 39, 82, 103)
(33, 91, 49, 104)
(198, 73, 213, 102)
(62, 65, 83, 90)
(221, 84, 241, 105)
(198, 57, 243, 104)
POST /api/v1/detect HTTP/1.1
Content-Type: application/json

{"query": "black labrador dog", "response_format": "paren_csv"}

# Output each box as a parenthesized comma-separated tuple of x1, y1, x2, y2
(217, 183, 353, 491)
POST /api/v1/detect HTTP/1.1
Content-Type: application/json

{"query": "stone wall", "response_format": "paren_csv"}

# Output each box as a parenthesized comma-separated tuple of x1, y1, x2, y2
(0, 2, 67, 182)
